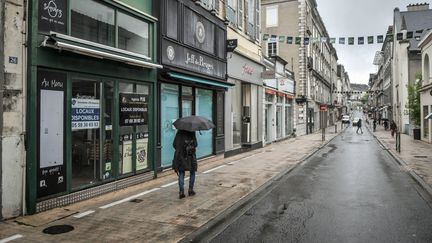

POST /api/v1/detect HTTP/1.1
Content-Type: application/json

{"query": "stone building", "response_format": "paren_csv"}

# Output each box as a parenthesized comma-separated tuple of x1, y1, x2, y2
(418, 31, 432, 143)
(261, 0, 338, 135)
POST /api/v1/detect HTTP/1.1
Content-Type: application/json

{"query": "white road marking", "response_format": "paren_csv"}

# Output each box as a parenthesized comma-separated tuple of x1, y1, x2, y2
(0, 234, 23, 243)
(73, 210, 95, 218)
(202, 165, 227, 174)
(99, 188, 160, 209)
(161, 181, 177, 188)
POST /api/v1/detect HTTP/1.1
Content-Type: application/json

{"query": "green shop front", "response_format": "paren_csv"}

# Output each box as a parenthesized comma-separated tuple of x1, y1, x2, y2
(157, 0, 232, 169)
(26, 0, 161, 213)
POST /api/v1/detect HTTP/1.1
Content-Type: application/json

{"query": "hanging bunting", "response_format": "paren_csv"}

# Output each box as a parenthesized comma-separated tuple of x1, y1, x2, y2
(406, 31, 413, 39)
(377, 35, 384, 43)
(278, 36, 286, 42)
(304, 37, 310, 45)
(295, 37, 301, 45)
(321, 37, 328, 43)
(358, 37, 364, 45)
(416, 29, 424, 34)
(287, 36, 293, 44)
(330, 38, 336, 44)
(396, 33, 403, 40)
(348, 37, 355, 45)
(263, 34, 269, 41)
(271, 34, 277, 40)
(339, 37, 345, 44)
(368, 36, 374, 44)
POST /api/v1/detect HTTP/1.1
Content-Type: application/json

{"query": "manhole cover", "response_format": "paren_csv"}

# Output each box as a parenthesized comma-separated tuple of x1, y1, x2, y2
(414, 156, 428, 158)
(43, 225, 74, 235)
(130, 199, 143, 203)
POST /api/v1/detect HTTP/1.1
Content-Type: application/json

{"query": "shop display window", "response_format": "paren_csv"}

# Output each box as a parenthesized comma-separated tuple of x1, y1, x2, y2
(118, 12, 150, 56)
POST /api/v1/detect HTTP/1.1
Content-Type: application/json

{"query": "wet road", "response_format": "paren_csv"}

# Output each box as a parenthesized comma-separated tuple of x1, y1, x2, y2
(210, 127, 432, 243)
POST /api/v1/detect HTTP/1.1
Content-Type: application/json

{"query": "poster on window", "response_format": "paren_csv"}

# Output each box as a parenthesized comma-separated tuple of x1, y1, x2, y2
(38, 0, 68, 34)
(72, 98, 100, 130)
(37, 69, 67, 198)
(136, 138, 148, 171)
(121, 141, 133, 174)
(119, 93, 148, 126)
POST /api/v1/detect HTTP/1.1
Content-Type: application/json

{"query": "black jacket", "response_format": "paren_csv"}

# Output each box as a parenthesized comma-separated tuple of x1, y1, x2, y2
(172, 130, 198, 172)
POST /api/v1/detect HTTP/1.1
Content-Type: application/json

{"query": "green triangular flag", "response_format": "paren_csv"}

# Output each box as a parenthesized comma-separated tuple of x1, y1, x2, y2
(263, 34, 269, 41)
(368, 36, 374, 44)
(279, 36, 286, 42)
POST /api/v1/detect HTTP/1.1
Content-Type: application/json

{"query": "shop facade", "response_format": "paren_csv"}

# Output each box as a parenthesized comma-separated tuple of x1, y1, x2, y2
(225, 53, 264, 156)
(27, 0, 160, 214)
(262, 57, 295, 144)
(157, 0, 230, 170)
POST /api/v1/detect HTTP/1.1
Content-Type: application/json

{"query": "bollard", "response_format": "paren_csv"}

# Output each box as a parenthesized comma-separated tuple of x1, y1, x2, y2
(335, 124, 337, 133)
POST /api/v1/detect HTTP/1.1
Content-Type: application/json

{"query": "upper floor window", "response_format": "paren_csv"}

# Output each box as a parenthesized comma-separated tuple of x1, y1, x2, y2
(238, 0, 244, 29)
(267, 40, 277, 57)
(71, 0, 115, 46)
(266, 5, 278, 27)
(70, 0, 151, 57)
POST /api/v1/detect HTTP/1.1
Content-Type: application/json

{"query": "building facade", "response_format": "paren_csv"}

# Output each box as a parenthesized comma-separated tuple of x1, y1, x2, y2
(261, 0, 338, 136)
(157, 0, 230, 169)
(219, 0, 266, 157)
(23, 0, 161, 216)
(419, 31, 432, 143)
(0, 0, 26, 219)
(392, 4, 432, 134)
(262, 56, 295, 144)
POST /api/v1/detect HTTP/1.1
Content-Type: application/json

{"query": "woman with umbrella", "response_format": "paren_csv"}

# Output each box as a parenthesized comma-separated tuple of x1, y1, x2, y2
(172, 116, 214, 199)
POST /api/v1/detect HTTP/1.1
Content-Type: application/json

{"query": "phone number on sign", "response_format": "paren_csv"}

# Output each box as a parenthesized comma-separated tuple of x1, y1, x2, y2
(72, 121, 100, 129)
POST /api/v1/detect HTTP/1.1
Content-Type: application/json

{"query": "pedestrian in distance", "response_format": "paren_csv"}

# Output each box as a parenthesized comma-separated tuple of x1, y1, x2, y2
(373, 119, 377, 132)
(390, 120, 397, 137)
(383, 120, 389, 131)
(172, 130, 198, 199)
(356, 118, 363, 134)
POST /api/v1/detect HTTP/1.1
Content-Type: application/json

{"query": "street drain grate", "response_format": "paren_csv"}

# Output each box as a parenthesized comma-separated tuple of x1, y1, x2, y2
(414, 156, 428, 158)
(42, 225, 74, 235)
(130, 199, 143, 203)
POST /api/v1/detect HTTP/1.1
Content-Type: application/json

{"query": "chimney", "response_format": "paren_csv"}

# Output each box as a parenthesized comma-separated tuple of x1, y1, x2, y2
(407, 3, 429, 11)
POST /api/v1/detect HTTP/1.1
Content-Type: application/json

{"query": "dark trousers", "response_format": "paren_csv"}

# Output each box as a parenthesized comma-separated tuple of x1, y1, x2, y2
(178, 170, 196, 193)
(356, 126, 363, 134)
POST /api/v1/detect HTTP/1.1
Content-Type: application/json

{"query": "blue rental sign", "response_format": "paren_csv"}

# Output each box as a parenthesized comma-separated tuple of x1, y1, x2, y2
(71, 98, 100, 130)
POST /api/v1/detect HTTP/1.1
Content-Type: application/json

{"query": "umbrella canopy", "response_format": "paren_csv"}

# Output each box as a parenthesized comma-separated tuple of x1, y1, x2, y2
(173, 116, 215, 132)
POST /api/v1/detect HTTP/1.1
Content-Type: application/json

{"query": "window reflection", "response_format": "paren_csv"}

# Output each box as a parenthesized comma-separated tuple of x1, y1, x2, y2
(118, 12, 150, 56)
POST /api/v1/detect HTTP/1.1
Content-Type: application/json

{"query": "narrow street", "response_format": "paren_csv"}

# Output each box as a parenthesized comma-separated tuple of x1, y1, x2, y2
(210, 127, 432, 243)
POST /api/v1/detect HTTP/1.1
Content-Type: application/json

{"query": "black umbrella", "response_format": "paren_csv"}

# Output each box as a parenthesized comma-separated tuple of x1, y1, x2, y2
(173, 116, 215, 132)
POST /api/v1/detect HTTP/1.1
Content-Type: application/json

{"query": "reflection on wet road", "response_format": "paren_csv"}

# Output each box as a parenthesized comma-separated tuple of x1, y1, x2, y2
(211, 128, 432, 243)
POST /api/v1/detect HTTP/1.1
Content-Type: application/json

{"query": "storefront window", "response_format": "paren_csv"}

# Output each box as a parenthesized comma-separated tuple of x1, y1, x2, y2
(232, 81, 242, 147)
(118, 83, 150, 175)
(285, 99, 293, 136)
(161, 84, 179, 167)
(276, 105, 283, 139)
(182, 86, 193, 117)
(196, 88, 214, 158)
(118, 12, 150, 56)
(103, 81, 114, 180)
(71, 78, 102, 189)
(242, 84, 251, 143)
(251, 85, 258, 143)
(71, 0, 115, 47)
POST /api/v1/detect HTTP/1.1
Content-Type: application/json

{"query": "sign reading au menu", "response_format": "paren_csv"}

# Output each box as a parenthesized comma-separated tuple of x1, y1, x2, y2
(119, 93, 149, 126)
(38, 0, 68, 34)
(37, 69, 67, 198)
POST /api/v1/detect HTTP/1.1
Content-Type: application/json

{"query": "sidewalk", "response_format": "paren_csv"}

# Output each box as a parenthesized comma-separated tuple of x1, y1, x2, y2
(369, 124, 432, 195)
(0, 124, 342, 243)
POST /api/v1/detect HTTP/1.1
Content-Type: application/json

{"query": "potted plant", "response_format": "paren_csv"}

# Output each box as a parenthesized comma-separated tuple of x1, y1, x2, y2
(406, 74, 422, 140)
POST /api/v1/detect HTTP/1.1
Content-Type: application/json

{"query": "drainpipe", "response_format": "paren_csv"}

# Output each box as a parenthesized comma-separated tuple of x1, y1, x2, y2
(0, 0, 5, 220)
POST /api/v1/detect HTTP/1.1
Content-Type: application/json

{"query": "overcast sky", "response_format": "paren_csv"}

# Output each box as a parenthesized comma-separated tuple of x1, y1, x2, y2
(316, 0, 432, 85)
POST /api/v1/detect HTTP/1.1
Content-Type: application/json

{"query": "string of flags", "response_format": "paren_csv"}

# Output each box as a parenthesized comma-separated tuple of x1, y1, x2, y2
(332, 90, 383, 94)
(262, 29, 429, 45)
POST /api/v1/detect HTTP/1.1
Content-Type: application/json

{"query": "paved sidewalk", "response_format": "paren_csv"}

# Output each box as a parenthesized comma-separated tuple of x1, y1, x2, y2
(0, 124, 342, 243)
(369, 124, 432, 195)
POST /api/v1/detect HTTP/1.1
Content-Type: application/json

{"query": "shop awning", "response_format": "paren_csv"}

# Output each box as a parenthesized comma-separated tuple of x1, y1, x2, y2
(42, 32, 163, 69)
(167, 72, 234, 89)
(425, 113, 432, 120)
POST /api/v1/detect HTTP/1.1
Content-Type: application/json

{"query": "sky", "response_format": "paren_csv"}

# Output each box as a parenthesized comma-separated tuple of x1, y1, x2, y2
(316, 0, 432, 85)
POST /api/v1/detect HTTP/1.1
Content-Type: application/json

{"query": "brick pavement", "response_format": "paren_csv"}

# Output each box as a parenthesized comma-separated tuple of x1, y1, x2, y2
(0, 123, 342, 243)
(369, 123, 432, 194)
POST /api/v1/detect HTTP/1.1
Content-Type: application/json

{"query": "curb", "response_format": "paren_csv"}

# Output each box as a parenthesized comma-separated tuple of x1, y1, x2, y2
(179, 128, 344, 243)
(367, 126, 432, 198)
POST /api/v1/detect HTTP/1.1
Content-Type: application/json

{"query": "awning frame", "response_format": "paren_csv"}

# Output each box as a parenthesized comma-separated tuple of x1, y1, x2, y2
(167, 72, 233, 89)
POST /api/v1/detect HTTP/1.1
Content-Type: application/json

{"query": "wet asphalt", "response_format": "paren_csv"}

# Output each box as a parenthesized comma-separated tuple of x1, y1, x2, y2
(210, 127, 432, 243)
